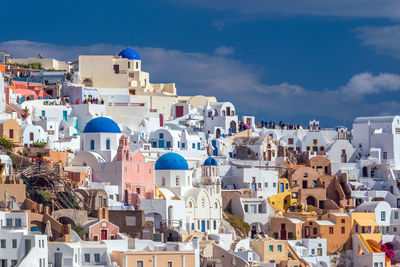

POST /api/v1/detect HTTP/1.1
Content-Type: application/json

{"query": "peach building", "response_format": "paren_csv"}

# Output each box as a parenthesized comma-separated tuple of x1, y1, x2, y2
(270, 216, 304, 240)
(302, 213, 351, 253)
(0, 118, 22, 145)
(111, 238, 199, 267)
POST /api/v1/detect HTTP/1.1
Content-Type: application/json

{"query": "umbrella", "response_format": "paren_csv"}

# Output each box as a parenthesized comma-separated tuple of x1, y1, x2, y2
(45, 220, 53, 239)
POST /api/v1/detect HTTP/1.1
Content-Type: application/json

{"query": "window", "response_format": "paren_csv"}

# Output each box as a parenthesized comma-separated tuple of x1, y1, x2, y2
(311, 249, 315, 255)
(320, 146, 325, 151)
(136, 62, 139, 69)
(94, 254, 100, 263)
(167, 262, 173, 267)
(258, 204, 262, 213)
(84, 254, 91, 262)
(341, 227, 345, 234)
(15, 218, 21, 226)
(166, 141, 171, 148)
(181, 143, 185, 148)
(175, 176, 179, 186)
(288, 138, 294, 145)
(329, 227, 333, 234)
(159, 133, 164, 139)
(12, 239, 17, 248)
(381, 211, 386, 221)
(42, 110, 46, 117)
(269, 245, 273, 252)
(192, 143, 195, 149)
(317, 248, 322, 256)
(395, 212, 399, 219)
(313, 139, 318, 144)
(306, 146, 310, 151)
(30, 132, 34, 141)
(341, 219, 345, 223)
(136, 260, 144, 267)
(162, 177, 166, 186)
(11, 260, 17, 267)
(90, 139, 95, 150)
(277, 245, 282, 252)
(257, 183, 261, 188)
(9, 129, 13, 139)
(304, 172, 308, 177)
(1, 239, 6, 248)
(106, 139, 110, 150)
(273, 182, 276, 188)
(313, 228, 317, 235)
(113, 64, 119, 73)
(152, 141, 157, 148)
(383, 152, 387, 160)
(244, 204, 248, 212)
(6, 218, 12, 226)
(265, 183, 268, 187)
(213, 220, 217, 230)
(394, 227, 397, 233)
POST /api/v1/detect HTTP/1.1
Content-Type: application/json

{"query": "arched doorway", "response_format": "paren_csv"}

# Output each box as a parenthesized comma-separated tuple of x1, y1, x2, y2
(216, 129, 221, 138)
(230, 121, 237, 133)
(58, 216, 76, 227)
(146, 213, 162, 230)
(306, 196, 317, 208)
(83, 78, 93, 87)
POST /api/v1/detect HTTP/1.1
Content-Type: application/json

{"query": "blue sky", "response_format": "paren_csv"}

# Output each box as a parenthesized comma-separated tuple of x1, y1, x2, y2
(2, 0, 400, 127)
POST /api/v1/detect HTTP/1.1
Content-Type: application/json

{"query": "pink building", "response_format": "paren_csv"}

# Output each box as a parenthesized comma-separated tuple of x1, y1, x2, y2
(84, 207, 120, 241)
(117, 135, 155, 204)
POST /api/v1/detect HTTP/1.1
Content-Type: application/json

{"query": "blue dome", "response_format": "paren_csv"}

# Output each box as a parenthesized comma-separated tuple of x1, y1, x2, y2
(155, 153, 189, 170)
(204, 157, 218, 166)
(118, 48, 141, 60)
(83, 117, 121, 133)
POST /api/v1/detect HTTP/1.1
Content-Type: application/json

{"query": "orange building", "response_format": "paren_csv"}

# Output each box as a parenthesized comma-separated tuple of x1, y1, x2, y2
(302, 213, 351, 253)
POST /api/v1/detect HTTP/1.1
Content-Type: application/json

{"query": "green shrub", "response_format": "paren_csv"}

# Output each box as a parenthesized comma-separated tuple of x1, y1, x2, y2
(224, 212, 250, 236)
(0, 137, 14, 150)
(32, 141, 47, 148)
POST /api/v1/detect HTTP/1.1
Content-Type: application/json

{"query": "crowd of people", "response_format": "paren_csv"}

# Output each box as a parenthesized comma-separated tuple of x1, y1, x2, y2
(75, 97, 104, 105)
(258, 120, 302, 130)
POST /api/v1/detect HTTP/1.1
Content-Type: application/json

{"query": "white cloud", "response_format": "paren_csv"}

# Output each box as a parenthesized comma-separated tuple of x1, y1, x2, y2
(2, 40, 400, 122)
(355, 25, 400, 58)
(340, 72, 400, 96)
(214, 46, 235, 56)
(170, 0, 400, 19)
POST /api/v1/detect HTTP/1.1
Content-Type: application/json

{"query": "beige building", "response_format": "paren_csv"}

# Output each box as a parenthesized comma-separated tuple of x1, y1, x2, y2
(250, 239, 303, 266)
(0, 118, 22, 145)
(78, 48, 176, 95)
(9, 57, 71, 71)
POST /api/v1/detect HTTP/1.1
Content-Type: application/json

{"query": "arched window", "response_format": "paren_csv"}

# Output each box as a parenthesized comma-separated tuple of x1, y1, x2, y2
(90, 139, 95, 150)
(106, 138, 111, 150)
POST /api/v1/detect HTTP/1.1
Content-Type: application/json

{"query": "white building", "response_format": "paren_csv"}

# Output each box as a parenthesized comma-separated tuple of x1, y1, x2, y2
(203, 102, 238, 138)
(153, 153, 223, 234)
(0, 211, 48, 267)
(288, 238, 330, 267)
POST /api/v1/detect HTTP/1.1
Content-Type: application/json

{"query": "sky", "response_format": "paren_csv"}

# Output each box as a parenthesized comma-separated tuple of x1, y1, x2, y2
(2, 0, 400, 128)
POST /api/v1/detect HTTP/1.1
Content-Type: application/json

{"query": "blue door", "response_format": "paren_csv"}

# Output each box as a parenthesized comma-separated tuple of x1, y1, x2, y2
(280, 183, 284, 192)
(63, 110, 68, 121)
(159, 140, 165, 148)
(201, 220, 205, 232)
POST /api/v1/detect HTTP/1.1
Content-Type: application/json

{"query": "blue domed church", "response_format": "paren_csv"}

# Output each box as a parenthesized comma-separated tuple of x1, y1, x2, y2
(144, 153, 223, 234)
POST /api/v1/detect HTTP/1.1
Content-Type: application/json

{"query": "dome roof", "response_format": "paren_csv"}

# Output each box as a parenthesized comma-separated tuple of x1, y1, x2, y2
(155, 153, 189, 170)
(83, 117, 121, 133)
(204, 157, 218, 166)
(118, 48, 141, 60)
